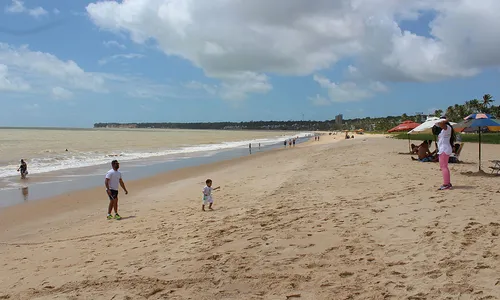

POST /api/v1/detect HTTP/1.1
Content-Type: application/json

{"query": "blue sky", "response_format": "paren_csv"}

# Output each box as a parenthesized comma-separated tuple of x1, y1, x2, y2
(1, 0, 499, 127)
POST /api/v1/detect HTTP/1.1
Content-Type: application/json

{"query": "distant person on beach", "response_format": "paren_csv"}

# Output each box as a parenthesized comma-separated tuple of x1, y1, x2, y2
(292, 139, 296, 147)
(105, 160, 128, 220)
(17, 159, 28, 179)
(288, 140, 292, 147)
(284, 140, 287, 147)
(249, 143, 252, 154)
(436, 117, 455, 190)
(202, 179, 220, 211)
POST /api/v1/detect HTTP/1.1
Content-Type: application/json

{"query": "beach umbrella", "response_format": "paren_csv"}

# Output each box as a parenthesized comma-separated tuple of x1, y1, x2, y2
(407, 117, 458, 152)
(453, 113, 500, 171)
(387, 120, 421, 153)
(387, 120, 421, 133)
(408, 117, 456, 134)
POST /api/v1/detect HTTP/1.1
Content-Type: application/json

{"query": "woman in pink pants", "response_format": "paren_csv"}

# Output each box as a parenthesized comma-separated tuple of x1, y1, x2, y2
(437, 118, 454, 190)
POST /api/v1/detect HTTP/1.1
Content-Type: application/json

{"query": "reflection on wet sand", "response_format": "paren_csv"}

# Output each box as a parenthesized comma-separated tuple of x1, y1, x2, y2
(21, 186, 29, 201)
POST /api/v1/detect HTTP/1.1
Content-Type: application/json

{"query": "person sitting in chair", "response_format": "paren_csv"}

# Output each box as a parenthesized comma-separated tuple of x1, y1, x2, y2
(448, 143, 462, 163)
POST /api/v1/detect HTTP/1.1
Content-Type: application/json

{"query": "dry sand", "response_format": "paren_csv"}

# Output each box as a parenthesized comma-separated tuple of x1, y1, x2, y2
(1, 134, 500, 300)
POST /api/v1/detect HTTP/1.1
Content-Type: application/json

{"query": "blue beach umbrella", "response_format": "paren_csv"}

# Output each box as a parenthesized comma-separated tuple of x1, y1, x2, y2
(454, 113, 500, 171)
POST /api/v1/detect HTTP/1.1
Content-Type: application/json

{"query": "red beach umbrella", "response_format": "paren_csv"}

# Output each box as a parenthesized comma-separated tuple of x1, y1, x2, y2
(387, 120, 421, 133)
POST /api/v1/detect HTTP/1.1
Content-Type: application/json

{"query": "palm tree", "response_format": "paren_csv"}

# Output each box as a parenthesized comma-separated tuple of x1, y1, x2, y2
(491, 105, 500, 119)
(456, 104, 467, 120)
(481, 94, 494, 113)
(482, 94, 494, 107)
(434, 109, 443, 117)
(466, 99, 482, 112)
(445, 105, 458, 122)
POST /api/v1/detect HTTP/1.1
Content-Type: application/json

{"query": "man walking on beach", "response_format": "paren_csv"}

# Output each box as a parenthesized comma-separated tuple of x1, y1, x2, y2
(105, 160, 128, 220)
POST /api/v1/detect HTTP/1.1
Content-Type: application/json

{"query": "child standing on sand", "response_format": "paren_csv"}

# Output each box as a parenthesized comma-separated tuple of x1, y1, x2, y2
(202, 179, 220, 211)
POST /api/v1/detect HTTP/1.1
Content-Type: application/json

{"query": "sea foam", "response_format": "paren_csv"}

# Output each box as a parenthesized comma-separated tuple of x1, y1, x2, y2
(0, 132, 312, 178)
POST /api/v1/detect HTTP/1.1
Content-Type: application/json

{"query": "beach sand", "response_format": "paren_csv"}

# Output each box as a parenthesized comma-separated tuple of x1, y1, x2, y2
(1, 134, 500, 299)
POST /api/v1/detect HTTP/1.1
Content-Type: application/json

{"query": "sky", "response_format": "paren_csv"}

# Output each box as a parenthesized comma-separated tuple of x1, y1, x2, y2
(1, 0, 500, 127)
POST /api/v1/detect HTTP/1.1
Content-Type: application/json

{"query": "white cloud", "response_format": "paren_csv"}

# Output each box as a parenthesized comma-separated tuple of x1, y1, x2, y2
(347, 65, 358, 75)
(98, 53, 144, 65)
(0, 43, 199, 103)
(125, 80, 209, 101)
(185, 81, 217, 95)
(218, 72, 272, 100)
(5, 0, 48, 18)
(0, 43, 105, 92)
(313, 75, 374, 103)
(86, 0, 500, 100)
(369, 81, 389, 92)
(51, 87, 73, 100)
(0, 64, 31, 91)
(4, 0, 24, 13)
(185, 73, 270, 101)
(309, 94, 331, 106)
(103, 40, 126, 49)
(28, 7, 47, 17)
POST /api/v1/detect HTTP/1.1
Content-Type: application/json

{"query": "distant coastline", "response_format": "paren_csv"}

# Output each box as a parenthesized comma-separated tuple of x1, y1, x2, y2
(93, 121, 336, 131)
(92, 115, 407, 131)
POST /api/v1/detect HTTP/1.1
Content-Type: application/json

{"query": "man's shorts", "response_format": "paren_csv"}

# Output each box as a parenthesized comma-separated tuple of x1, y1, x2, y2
(108, 189, 119, 200)
(419, 157, 432, 162)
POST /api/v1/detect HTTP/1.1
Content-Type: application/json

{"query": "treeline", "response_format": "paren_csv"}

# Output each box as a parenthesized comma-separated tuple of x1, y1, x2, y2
(93, 116, 404, 132)
(432, 94, 499, 123)
(94, 94, 499, 132)
(94, 121, 334, 131)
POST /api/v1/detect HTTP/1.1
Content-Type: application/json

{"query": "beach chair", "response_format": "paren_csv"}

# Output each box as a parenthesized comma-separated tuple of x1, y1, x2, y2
(489, 160, 500, 175)
(449, 142, 464, 163)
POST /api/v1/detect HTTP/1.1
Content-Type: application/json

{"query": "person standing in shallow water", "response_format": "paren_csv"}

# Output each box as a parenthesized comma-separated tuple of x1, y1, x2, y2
(17, 159, 28, 179)
(105, 160, 128, 220)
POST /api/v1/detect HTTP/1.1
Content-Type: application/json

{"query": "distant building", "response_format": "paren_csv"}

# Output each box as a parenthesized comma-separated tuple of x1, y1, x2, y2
(335, 114, 343, 125)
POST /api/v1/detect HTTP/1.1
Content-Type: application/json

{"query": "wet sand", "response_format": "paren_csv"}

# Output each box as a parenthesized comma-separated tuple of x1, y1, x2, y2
(0, 136, 306, 207)
(1, 134, 500, 299)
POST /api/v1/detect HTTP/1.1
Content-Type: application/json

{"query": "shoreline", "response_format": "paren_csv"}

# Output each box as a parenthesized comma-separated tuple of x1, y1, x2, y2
(0, 134, 313, 207)
(0, 135, 333, 230)
(0, 129, 311, 179)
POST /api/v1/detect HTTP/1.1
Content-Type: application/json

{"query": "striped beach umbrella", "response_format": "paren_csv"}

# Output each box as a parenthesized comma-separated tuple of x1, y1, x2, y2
(454, 113, 500, 171)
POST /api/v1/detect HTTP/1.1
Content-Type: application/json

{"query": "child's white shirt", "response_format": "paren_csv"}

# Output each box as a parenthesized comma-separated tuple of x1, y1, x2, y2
(202, 186, 213, 201)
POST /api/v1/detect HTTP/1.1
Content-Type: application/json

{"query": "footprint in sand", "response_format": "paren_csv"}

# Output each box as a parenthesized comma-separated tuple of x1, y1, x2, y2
(339, 271, 354, 278)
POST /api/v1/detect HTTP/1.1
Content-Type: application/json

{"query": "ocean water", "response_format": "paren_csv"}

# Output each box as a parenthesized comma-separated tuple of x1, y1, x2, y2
(0, 128, 310, 179)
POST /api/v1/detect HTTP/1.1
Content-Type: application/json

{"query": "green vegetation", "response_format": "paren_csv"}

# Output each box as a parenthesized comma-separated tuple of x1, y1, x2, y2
(392, 133, 500, 144)
(429, 94, 499, 123)
(94, 94, 499, 132)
